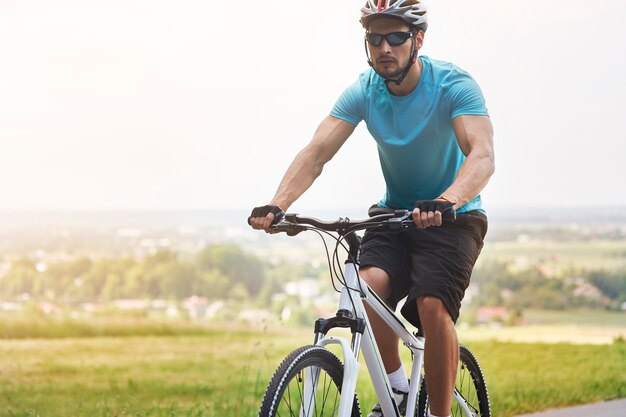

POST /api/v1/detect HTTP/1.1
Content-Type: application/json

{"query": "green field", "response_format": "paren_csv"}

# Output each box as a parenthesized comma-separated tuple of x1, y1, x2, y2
(0, 324, 625, 417)
(457, 309, 626, 345)
(480, 239, 626, 271)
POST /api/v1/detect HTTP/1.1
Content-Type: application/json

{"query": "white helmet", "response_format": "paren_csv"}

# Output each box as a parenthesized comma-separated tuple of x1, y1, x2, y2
(360, 0, 428, 31)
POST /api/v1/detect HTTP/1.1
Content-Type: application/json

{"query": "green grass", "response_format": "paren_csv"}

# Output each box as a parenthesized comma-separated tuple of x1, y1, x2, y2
(464, 340, 626, 415)
(456, 309, 626, 345)
(0, 325, 624, 417)
(0, 328, 278, 417)
(0, 314, 213, 339)
(521, 308, 626, 326)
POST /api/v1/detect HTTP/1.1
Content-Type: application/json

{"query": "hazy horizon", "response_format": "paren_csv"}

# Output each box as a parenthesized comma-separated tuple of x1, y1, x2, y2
(1, 205, 625, 228)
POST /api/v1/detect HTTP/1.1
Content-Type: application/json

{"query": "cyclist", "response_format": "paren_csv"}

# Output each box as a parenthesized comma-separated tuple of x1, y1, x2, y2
(249, 1, 494, 417)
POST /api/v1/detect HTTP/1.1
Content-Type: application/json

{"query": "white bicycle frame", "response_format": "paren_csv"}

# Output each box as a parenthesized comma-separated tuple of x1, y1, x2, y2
(302, 258, 475, 417)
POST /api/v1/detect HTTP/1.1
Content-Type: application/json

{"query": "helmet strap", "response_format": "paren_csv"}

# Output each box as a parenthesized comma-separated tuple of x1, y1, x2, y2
(364, 36, 418, 87)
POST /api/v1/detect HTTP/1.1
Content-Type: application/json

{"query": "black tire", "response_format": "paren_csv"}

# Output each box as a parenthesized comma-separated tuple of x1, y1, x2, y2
(417, 345, 491, 417)
(258, 345, 361, 417)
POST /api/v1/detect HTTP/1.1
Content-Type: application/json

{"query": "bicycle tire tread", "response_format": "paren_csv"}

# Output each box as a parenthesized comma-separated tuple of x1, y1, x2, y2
(257, 345, 361, 417)
(417, 344, 491, 417)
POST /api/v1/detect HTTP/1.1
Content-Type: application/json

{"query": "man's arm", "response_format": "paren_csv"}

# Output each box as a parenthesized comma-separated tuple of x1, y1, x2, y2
(412, 114, 494, 227)
(249, 115, 356, 230)
(442, 115, 495, 208)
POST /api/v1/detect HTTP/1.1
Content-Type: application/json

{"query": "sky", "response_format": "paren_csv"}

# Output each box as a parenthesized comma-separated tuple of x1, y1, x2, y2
(1, 0, 625, 212)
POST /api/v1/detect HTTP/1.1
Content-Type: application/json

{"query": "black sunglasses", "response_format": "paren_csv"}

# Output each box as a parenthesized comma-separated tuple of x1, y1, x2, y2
(365, 31, 414, 47)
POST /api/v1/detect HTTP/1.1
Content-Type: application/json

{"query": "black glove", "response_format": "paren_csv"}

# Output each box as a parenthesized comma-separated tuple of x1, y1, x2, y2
(414, 199, 456, 221)
(247, 205, 285, 226)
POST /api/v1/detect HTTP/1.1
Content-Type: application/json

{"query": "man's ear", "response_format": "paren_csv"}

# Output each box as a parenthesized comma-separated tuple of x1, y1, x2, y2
(415, 30, 425, 50)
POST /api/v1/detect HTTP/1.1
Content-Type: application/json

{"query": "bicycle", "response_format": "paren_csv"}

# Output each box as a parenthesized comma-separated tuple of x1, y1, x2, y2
(254, 207, 490, 417)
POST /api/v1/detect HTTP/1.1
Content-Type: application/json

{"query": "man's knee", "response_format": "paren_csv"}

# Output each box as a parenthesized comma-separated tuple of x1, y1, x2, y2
(360, 266, 392, 301)
(416, 296, 452, 324)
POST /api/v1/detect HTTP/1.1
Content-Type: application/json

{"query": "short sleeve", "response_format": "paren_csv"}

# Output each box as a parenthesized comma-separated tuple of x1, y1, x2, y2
(330, 78, 366, 126)
(446, 70, 489, 120)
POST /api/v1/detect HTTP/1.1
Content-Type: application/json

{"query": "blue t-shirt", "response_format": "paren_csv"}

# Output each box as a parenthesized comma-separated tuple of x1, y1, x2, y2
(330, 56, 489, 213)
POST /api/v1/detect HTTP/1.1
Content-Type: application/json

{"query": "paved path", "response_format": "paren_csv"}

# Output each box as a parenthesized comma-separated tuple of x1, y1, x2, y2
(514, 399, 626, 417)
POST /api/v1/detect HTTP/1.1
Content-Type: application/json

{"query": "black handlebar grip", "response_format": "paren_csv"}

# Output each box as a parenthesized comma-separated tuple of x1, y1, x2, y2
(442, 207, 457, 222)
(370, 203, 457, 222)
(248, 206, 285, 226)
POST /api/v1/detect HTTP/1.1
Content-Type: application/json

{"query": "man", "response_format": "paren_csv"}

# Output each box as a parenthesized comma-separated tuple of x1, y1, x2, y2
(249, 1, 495, 417)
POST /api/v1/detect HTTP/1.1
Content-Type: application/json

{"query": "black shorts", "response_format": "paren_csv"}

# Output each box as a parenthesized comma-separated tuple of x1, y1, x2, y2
(358, 210, 488, 329)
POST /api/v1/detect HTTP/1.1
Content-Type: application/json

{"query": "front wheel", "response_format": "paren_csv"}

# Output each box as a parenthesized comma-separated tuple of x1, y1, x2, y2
(418, 345, 491, 417)
(258, 345, 361, 417)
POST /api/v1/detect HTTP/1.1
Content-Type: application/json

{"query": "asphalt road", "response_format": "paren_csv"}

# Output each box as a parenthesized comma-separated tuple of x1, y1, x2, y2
(514, 399, 626, 417)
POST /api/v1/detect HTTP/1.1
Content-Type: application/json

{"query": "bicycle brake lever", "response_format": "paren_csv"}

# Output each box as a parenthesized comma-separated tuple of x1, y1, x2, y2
(270, 222, 306, 236)
(286, 226, 306, 236)
(387, 211, 412, 231)
(443, 207, 457, 222)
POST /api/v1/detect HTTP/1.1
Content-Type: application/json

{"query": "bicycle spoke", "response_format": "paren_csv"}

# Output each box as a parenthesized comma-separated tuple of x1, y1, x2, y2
(280, 381, 295, 417)
(454, 388, 478, 415)
(453, 368, 470, 416)
(305, 368, 315, 417)
(318, 368, 341, 417)
(295, 371, 306, 417)
(330, 394, 340, 417)
(325, 371, 342, 417)
(319, 371, 330, 416)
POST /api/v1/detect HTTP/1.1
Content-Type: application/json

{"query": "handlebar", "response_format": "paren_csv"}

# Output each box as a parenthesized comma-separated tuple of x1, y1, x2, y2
(270, 206, 455, 237)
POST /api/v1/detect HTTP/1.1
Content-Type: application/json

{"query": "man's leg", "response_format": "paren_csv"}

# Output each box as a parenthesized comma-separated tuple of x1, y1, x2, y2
(417, 295, 458, 417)
(359, 266, 402, 373)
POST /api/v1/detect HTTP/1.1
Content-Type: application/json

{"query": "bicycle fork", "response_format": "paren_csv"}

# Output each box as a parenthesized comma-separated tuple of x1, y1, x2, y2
(305, 262, 426, 417)
(304, 264, 364, 417)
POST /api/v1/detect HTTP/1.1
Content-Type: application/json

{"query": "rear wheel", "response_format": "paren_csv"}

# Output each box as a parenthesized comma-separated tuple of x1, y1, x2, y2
(418, 345, 491, 417)
(258, 345, 361, 417)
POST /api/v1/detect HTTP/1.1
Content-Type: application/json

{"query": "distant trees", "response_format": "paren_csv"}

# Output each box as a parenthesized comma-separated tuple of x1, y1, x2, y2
(586, 269, 626, 309)
(2, 243, 625, 312)
(470, 261, 626, 311)
(0, 259, 40, 298)
(194, 244, 265, 296)
(0, 244, 268, 304)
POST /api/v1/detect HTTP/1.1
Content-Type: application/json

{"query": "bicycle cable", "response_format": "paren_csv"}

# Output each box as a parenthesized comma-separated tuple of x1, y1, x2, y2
(296, 224, 363, 316)
(275, 213, 412, 321)
(293, 223, 349, 296)
(329, 231, 366, 317)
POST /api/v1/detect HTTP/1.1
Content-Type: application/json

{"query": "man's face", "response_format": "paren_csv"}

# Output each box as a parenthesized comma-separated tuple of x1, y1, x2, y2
(366, 17, 423, 80)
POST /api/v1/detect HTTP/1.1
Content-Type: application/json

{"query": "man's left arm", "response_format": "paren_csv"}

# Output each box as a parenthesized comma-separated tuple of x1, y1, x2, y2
(412, 114, 494, 227)
(441, 115, 495, 209)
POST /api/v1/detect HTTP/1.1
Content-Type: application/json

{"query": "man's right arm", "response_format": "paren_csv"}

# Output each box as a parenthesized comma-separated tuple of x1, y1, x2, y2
(249, 115, 356, 231)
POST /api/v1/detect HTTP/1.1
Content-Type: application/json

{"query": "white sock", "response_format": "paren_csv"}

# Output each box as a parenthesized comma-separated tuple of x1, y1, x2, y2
(387, 364, 409, 392)
(428, 414, 451, 417)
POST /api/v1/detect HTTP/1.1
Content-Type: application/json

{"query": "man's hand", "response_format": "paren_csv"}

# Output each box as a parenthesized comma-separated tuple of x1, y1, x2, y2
(412, 199, 455, 228)
(248, 205, 285, 232)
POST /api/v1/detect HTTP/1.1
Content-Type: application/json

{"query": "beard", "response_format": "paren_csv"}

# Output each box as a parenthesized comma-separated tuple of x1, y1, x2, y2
(374, 59, 408, 80)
